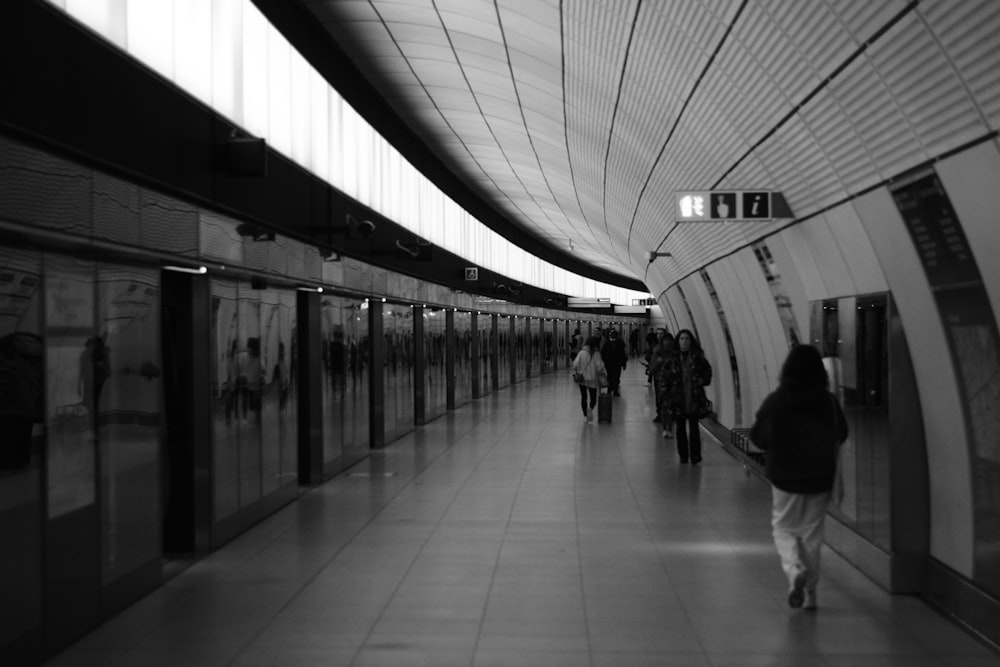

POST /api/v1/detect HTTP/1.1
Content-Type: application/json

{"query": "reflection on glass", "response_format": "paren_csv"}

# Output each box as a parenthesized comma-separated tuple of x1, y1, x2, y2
(45, 255, 96, 518)
(496, 317, 511, 389)
(238, 282, 262, 509)
(97, 266, 161, 584)
(810, 296, 892, 551)
(477, 316, 492, 396)
(514, 317, 527, 382)
(0, 247, 43, 646)
(454, 311, 473, 406)
(259, 288, 298, 498)
(556, 320, 567, 371)
(383, 304, 414, 444)
(424, 308, 447, 421)
(212, 279, 240, 520)
(320, 294, 370, 473)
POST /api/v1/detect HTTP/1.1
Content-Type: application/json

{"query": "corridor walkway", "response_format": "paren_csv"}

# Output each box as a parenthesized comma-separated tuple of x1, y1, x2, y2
(46, 365, 999, 666)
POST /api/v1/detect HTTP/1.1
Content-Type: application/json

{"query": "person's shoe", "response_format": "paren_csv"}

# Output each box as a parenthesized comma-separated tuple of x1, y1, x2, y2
(788, 570, 807, 609)
(691, 457, 702, 464)
(803, 589, 817, 611)
(662, 429, 673, 438)
(652, 416, 661, 423)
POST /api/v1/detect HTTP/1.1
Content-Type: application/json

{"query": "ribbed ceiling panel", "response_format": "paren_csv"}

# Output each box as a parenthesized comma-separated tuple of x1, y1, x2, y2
(299, 0, 998, 291)
(920, 0, 1000, 129)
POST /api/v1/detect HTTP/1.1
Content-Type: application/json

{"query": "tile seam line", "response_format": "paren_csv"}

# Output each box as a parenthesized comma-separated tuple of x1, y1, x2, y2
(221, 381, 514, 666)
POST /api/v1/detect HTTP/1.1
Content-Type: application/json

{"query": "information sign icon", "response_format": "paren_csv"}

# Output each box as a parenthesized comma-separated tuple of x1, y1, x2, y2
(742, 192, 770, 218)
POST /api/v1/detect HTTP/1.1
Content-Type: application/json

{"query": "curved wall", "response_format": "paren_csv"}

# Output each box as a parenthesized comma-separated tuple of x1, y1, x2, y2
(663, 139, 1000, 624)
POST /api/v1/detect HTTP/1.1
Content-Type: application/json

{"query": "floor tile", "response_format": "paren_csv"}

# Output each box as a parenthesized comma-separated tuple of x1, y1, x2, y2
(42, 366, 1000, 666)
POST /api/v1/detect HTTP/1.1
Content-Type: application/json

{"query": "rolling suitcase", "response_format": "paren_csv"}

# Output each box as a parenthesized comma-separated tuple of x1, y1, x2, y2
(597, 388, 612, 423)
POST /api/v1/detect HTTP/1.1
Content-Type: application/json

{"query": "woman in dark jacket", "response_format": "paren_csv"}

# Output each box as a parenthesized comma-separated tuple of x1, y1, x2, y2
(750, 344, 848, 611)
(659, 329, 712, 463)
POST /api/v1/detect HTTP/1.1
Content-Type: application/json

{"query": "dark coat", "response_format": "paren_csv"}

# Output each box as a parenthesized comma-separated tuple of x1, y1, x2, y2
(659, 350, 712, 418)
(601, 337, 627, 370)
(750, 387, 848, 494)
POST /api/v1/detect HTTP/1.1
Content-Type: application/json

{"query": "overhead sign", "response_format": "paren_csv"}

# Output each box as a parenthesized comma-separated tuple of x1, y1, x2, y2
(632, 298, 657, 306)
(676, 190, 772, 221)
(464, 267, 478, 281)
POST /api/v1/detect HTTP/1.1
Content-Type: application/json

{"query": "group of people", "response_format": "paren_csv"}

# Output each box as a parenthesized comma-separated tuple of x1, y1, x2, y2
(571, 325, 850, 612)
(569, 327, 628, 422)
(646, 329, 714, 464)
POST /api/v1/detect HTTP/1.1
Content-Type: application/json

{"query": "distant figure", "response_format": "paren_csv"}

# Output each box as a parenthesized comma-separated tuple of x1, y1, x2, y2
(660, 329, 712, 463)
(569, 327, 582, 364)
(226, 339, 239, 424)
(600, 329, 628, 396)
(274, 341, 290, 410)
(653, 333, 676, 435)
(750, 344, 848, 611)
(628, 328, 640, 358)
(571, 336, 606, 423)
(80, 336, 110, 414)
(645, 328, 658, 352)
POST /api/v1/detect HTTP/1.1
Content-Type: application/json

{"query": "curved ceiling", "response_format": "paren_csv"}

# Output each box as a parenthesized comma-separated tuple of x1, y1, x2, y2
(273, 0, 999, 298)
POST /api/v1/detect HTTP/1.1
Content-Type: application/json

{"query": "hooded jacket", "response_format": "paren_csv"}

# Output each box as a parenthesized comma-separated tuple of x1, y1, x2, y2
(750, 385, 848, 494)
(571, 346, 606, 389)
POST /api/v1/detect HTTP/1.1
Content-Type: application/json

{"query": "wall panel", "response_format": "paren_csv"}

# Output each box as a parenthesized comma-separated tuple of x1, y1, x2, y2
(762, 234, 811, 342)
(679, 275, 728, 424)
(854, 187, 973, 576)
(935, 141, 1000, 331)
(824, 203, 889, 295)
(798, 213, 856, 298)
(778, 225, 829, 302)
(707, 260, 757, 428)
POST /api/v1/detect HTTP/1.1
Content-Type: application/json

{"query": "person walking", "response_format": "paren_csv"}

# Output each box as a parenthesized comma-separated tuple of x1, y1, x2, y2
(661, 329, 712, 463)
(654, 333, 676, 437)
(647, 338, 669, 418)
(572, 335, 606, 422)
(750, 344, 848, 611)
(628, 328, 640, 358)
(569, 327, 583, 365)
(600, 329, 628, 396)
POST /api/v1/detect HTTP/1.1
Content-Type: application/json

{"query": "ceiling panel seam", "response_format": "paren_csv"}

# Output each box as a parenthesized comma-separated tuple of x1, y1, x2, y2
(709, 0, 919, 189)
(913, 3, 993, 132)
(637, 0, 751, 281)
(559, 0, 591, 256)
(492, 0, 579, 254)
(601, 0, 643, 255)
(372, 0, 541, 242)
(631, 0, 749, 264)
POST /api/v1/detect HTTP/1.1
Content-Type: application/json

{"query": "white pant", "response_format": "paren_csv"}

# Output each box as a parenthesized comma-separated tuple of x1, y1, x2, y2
(771, 487, 831, 590)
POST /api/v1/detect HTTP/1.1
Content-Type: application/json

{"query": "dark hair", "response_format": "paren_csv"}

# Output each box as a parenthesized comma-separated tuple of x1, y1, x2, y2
(675, 329, 700, 352)
(585, 335, 602, 349)
(779, 344, 828, 390)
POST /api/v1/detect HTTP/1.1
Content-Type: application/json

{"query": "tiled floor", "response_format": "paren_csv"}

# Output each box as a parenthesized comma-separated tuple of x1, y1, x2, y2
(47, 365, 1000, 666)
